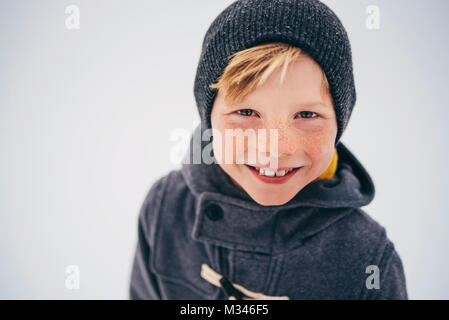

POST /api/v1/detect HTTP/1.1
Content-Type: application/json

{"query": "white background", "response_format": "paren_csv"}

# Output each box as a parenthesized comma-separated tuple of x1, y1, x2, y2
(1, 0, 448, 299)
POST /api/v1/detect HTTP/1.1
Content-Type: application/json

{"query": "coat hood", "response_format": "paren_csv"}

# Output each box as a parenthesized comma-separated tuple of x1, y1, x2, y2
(180, 124, 375, 254)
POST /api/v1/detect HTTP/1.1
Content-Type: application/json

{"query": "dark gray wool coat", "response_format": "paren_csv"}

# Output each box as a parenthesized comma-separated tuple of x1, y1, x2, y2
(129, 125, 408, 300)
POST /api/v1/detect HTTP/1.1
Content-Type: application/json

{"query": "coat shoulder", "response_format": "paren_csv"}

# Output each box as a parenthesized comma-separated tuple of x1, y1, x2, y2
(140, 168, 189, 215)
(137, 169, 190, 243)
(300, 208, 407, 299)
(336, 208, 389, 247)
(304, 208, 390, 255)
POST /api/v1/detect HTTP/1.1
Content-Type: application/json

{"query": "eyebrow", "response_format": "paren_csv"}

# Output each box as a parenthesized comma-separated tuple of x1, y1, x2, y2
(299, 102, 328, 108)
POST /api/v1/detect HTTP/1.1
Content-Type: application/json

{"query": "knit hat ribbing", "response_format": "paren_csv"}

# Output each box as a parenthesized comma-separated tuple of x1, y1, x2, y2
(193, 0, 356, 146)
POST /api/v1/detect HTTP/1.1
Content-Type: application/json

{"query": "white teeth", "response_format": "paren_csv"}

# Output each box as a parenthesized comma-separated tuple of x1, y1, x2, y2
(250, 165, 299, 177)
(264, 169, 275, 176)
(275, 170, 286, 177)
(258, 168, 288, 177)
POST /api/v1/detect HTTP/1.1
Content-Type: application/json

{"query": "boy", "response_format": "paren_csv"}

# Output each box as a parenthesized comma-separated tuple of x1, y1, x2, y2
(129, 0, 408, 299)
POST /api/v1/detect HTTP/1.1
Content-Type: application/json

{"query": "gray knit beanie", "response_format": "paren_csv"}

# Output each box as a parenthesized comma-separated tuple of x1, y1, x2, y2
(193, 0, 356, 146)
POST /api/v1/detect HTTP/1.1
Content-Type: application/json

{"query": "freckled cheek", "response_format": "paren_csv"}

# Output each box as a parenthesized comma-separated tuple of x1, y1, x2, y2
(212, 121, 254, 163)
(298, 130, 335, 164)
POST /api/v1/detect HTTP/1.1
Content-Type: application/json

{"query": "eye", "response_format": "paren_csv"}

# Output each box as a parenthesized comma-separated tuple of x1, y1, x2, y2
(236, 109, 258, 117)
(296, 111, 319, 119)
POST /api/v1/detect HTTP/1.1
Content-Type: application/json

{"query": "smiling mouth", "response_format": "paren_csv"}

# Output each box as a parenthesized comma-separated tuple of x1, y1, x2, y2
(244, 164, 302, 177)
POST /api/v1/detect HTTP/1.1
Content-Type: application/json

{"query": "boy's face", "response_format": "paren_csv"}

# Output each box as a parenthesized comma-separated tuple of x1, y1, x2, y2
(210, 55, 337, 206)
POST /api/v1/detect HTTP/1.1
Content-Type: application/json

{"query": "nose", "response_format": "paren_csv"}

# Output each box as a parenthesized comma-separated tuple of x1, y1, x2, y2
(259, 123, 297, 159)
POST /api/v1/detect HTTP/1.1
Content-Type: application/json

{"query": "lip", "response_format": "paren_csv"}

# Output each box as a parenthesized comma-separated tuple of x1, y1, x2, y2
(244, 164, 302, 184)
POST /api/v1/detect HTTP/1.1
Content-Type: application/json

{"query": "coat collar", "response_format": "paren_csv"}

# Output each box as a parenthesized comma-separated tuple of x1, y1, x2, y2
(180, 124, 375, 254)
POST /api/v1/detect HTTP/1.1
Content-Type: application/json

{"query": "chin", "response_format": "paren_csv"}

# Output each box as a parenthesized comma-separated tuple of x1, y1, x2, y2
(247, 191, 296, 207)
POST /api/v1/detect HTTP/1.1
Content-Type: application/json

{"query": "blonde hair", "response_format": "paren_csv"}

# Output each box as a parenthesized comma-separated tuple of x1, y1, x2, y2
(209, 42, 330, 107)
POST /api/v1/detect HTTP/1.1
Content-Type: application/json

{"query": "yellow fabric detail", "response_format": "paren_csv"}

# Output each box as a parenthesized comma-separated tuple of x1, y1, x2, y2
(314, 148, 338, 182)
